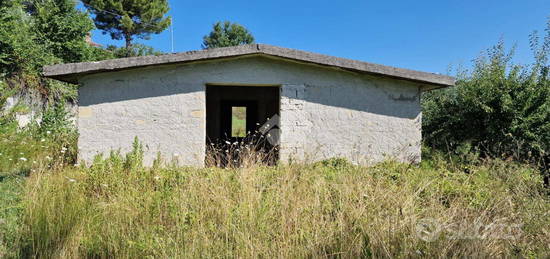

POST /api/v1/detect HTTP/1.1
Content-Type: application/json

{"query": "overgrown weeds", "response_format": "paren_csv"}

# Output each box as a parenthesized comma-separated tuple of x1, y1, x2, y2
(9, 143, 549, 258)
(0, 103, 77, 178)
(205, 131, 278, 168)
(0, 97, 77, 258)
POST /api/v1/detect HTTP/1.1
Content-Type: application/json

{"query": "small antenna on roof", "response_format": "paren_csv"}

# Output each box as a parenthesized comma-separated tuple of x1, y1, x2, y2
(170, 20, 174, 53)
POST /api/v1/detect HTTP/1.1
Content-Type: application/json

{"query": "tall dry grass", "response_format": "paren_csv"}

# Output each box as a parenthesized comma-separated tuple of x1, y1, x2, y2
(12, 144, 549, 258)
(205, 132, 278, 168)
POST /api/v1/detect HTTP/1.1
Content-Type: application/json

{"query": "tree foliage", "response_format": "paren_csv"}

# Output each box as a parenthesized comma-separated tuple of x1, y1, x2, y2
(105, 43, 164, 58)
(422, 20, 550, 172)
(0, 0, 55, 75)
(31, 0, 99, 63)
(202, 21, 255, 49)
(0, 0, 108, 76)
(0, 0, 114, 100)
(0, 0, 164, 102)
(82, 0, 171, 49)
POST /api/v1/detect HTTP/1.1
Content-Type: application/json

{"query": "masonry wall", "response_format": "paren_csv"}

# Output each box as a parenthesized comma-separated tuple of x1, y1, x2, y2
(78, 56, 424, 166)
(279, 81, 422, 165)
(1, 87, 77, 128)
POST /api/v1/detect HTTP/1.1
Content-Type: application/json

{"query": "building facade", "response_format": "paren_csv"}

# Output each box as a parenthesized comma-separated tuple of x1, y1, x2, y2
(44, 44, 454, 166)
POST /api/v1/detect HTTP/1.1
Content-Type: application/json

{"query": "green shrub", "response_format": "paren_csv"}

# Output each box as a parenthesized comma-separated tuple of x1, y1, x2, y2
(422, 22, 550, 174)
(315, 157, 353, 169)
(1, 1, 162, 109)
(0, 100, 77, 177)
(105, 44, 164, 58)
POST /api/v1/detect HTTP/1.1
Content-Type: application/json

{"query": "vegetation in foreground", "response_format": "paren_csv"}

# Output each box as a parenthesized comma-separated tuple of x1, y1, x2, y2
(0, 89, 77, 258)
(1, 139, 548, 258)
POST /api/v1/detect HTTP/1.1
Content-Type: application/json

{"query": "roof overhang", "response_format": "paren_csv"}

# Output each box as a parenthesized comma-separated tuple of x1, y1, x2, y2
(42, 44, 455, 89)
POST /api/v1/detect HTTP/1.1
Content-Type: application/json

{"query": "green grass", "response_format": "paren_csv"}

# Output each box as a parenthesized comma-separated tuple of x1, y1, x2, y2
(0, 125, 548, 257)
(0, 175, 24, 258)
(231, 117, 246, 137)
(231, 106, 246, 137)
(2, 150, 546, 258)
(0, 117, 76, 258)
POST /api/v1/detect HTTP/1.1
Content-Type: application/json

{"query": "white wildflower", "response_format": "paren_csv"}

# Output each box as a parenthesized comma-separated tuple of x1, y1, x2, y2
(41, 138, 46, 142)
(19, 157, 27, 161)
(46, 130, 51, 134)
(225, 141, 231, 144)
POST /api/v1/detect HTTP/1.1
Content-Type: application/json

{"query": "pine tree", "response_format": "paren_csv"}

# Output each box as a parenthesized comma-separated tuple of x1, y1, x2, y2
(202, 21, 254, 49)
(82, 0, 171, 50)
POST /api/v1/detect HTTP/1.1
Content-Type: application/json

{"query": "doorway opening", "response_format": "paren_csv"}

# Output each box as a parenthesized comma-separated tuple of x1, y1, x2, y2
(206, 85, 280, 167)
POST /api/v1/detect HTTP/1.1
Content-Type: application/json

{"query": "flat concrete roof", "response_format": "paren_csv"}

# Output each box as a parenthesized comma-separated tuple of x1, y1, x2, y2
(43, 44, 455, 87)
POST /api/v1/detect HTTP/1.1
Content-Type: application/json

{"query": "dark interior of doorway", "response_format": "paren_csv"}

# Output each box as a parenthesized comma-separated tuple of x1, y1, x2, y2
(206, 85, 280, 167)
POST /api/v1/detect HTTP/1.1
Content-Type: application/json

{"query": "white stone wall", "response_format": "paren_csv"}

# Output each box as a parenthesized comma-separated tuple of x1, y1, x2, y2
(279, 81, 422, 165)
(1, 87, 77, 128)
(78, 56, 424, 166)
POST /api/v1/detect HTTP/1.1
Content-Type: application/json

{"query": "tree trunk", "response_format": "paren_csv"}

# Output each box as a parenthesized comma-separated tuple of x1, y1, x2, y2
(124, 32, 132, 57)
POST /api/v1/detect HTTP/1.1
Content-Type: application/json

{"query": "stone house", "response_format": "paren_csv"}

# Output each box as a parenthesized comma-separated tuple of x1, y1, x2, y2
(43, 44, 454, 166)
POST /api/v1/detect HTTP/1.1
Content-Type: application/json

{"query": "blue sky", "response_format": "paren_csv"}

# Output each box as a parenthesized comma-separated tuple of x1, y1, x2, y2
(88, 0, 550, 75)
